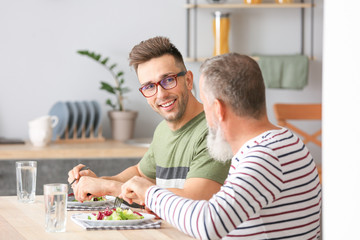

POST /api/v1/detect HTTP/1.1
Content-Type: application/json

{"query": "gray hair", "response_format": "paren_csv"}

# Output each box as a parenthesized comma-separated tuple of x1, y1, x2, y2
(200, 53, 266, 119)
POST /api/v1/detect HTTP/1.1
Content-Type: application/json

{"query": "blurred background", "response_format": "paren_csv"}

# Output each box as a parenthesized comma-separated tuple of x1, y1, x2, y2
(0, 0, 323, 164)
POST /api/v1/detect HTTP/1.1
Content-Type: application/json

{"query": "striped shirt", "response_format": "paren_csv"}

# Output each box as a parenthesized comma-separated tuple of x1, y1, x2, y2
(145, 128, 322, 239)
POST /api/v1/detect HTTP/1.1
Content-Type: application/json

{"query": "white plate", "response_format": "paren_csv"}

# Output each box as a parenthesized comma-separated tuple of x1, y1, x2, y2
(65, 102, 78, 138)
(49, 101, 69, 141)
(83, 101, 95, 137)
(67, 196, 114, 207)
(91, 100, 102, 137)
(74, 101, 86, 138)
(72, 212, 155, 226)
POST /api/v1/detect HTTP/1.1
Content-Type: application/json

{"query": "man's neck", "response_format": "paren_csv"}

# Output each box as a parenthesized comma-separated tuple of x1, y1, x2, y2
(224, 115, 280, 154)
(167, 97, 203, 131)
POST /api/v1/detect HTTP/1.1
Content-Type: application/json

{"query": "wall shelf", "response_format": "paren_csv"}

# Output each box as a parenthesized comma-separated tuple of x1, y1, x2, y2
(185, 1, 315, 62)
(185, 3, 313, 9)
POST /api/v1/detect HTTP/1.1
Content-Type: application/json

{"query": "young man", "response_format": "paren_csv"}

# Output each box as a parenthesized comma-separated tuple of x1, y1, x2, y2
(121, 53, 322, 239)
(68, 37, 230, 201)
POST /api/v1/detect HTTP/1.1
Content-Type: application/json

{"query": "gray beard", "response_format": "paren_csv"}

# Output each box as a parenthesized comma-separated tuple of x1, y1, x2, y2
(207, 123, 233, 163)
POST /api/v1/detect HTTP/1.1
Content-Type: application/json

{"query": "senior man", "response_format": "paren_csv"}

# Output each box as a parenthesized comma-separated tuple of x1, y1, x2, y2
(121, 53, 322, 239)
(68, 36, 230, 202)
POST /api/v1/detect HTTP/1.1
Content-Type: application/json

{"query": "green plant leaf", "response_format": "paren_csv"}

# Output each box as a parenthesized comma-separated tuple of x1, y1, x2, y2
(109, 64, 117, 70)
(115, 87, 130, 94)
(121, 87, 131, 94)
(100, 81, 115, 94)
(106, 99, 116, 109)
(76, 49, 131, 111)
(94, 54, 101, 61)
(101, 57, 109, 65)
(77, 50, 89, 55)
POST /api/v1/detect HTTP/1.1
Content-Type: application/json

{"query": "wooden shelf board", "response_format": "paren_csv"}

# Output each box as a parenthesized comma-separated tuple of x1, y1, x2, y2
(186, 55, 315, 63)
(186, 56, 260, 63)
(185, 3, 313, 9)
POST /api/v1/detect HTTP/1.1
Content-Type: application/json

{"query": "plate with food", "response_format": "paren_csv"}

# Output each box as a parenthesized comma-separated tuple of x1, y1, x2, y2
(72, 207, 154, 226)
(67, 195, 114, 207)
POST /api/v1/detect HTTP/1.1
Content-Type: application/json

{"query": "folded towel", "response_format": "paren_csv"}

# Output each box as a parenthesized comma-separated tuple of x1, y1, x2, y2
(256, 54, 309, 90)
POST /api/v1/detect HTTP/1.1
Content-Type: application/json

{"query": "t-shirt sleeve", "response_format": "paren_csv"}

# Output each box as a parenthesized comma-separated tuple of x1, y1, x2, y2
(186, 132, 231, 184)
(139, 144, 156, 180)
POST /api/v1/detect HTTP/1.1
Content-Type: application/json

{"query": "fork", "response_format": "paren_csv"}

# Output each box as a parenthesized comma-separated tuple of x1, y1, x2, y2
(114, 197, 145, 209)
(114, 197, 124, 208)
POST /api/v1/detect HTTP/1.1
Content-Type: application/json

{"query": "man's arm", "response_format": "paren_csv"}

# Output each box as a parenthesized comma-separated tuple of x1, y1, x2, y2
(100, 164, 148, 182)
(71, 163, 155, 202)
(168, 178, 221, 200)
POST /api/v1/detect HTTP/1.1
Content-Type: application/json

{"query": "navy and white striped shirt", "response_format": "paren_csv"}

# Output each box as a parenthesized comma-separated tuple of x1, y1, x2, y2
(145, 128, 321, 239)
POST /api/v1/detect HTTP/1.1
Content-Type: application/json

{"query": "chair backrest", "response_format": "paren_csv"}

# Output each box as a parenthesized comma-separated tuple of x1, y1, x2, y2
(273, 103, 322, 147)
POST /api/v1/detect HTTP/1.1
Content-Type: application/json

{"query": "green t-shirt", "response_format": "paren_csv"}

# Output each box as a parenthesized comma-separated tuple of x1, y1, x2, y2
(139, 112, 231, 189)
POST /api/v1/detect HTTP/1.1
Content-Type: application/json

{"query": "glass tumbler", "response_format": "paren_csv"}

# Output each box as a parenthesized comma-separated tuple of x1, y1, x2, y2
(44, 183, 68, 232)
(16, 161, 37, 203)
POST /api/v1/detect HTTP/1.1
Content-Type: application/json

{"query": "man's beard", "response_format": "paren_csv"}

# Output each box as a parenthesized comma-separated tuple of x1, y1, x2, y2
(207, 122, 233, 162)
(162, 88, 189, 123)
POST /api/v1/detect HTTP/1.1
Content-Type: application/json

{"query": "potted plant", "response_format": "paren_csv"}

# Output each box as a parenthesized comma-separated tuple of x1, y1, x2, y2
(77, 50, 137, 141)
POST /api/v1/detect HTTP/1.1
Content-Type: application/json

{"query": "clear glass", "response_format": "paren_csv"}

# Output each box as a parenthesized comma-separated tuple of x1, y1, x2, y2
(16, 161, 37, 203)
(44, 183, 68, 232)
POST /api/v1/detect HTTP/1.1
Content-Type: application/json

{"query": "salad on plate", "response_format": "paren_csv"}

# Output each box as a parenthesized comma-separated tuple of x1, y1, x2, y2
(67, 194, 113, 207)
(88, 207, 144, 221)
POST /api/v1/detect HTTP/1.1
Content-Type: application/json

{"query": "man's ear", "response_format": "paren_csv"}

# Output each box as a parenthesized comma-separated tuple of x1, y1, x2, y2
(213, 98, 226, 122)
(185, 70, 194, 90)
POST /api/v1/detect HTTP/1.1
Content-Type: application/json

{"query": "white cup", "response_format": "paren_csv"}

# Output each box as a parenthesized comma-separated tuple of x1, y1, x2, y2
(16, 161, 37, 203)
(28, 115, 59, 147)
(44, 183, 68, 232)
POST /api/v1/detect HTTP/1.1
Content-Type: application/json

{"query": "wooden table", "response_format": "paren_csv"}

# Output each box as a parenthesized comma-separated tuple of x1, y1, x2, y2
(0, 196, 193, 240)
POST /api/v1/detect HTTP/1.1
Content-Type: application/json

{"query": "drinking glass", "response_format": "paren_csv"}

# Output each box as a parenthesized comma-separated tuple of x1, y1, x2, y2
(16, 161, 37, 203)
(44, 183, 68, 232)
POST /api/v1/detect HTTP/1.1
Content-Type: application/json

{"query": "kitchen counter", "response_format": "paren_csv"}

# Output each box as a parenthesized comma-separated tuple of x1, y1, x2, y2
(0, 140, 148, 160)
(0, 140, 149, 196)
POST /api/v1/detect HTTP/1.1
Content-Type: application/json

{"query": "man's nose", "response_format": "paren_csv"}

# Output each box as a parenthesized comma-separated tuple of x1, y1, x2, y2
(156, 85, 169, 98)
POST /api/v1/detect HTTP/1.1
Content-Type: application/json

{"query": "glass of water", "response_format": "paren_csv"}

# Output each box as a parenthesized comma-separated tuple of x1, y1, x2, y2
(43, 183, 68, 232)
(16, 161, 37, 203)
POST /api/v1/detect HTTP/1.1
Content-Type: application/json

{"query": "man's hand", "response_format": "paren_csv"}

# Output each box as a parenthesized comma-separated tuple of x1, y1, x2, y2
(73, 176, 122, 202)
(120, 176, 155, 205)
(67, 164, 97, 186)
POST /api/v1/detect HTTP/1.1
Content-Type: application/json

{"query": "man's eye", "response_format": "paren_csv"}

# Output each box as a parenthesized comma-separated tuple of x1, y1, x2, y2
(163, 77, 175, 85)
(143, 84, 155, 91)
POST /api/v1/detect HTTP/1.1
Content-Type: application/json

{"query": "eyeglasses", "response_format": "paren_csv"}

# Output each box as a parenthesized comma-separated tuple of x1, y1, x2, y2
(139, 71, 187, 98)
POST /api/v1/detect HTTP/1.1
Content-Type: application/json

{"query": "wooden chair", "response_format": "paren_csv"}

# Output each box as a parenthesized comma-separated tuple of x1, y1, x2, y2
(273, 103, 322, 182)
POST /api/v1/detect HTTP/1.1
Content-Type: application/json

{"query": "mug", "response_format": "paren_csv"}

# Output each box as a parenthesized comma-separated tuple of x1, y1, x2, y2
(28, 115, 59, 147)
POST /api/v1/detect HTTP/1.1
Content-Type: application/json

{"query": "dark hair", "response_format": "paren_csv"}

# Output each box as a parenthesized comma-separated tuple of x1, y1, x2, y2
(129, 36, 186, 73)
(200, 53, 266, 119)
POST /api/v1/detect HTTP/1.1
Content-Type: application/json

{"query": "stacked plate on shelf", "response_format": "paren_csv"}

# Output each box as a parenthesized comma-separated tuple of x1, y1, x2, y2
(48, 100, 102, 140)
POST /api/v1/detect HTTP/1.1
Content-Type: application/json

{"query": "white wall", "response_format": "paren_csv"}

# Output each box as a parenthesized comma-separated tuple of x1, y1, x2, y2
(322, 0, 360, 238)
(0, 0, 322, 163)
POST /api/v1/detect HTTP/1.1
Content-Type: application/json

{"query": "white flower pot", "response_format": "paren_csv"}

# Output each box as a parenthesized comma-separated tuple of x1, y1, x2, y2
(108, 110, 138, 141)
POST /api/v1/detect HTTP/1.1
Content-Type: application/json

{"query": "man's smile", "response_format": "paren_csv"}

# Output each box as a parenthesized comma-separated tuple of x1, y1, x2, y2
(158, 99, 176, 109)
